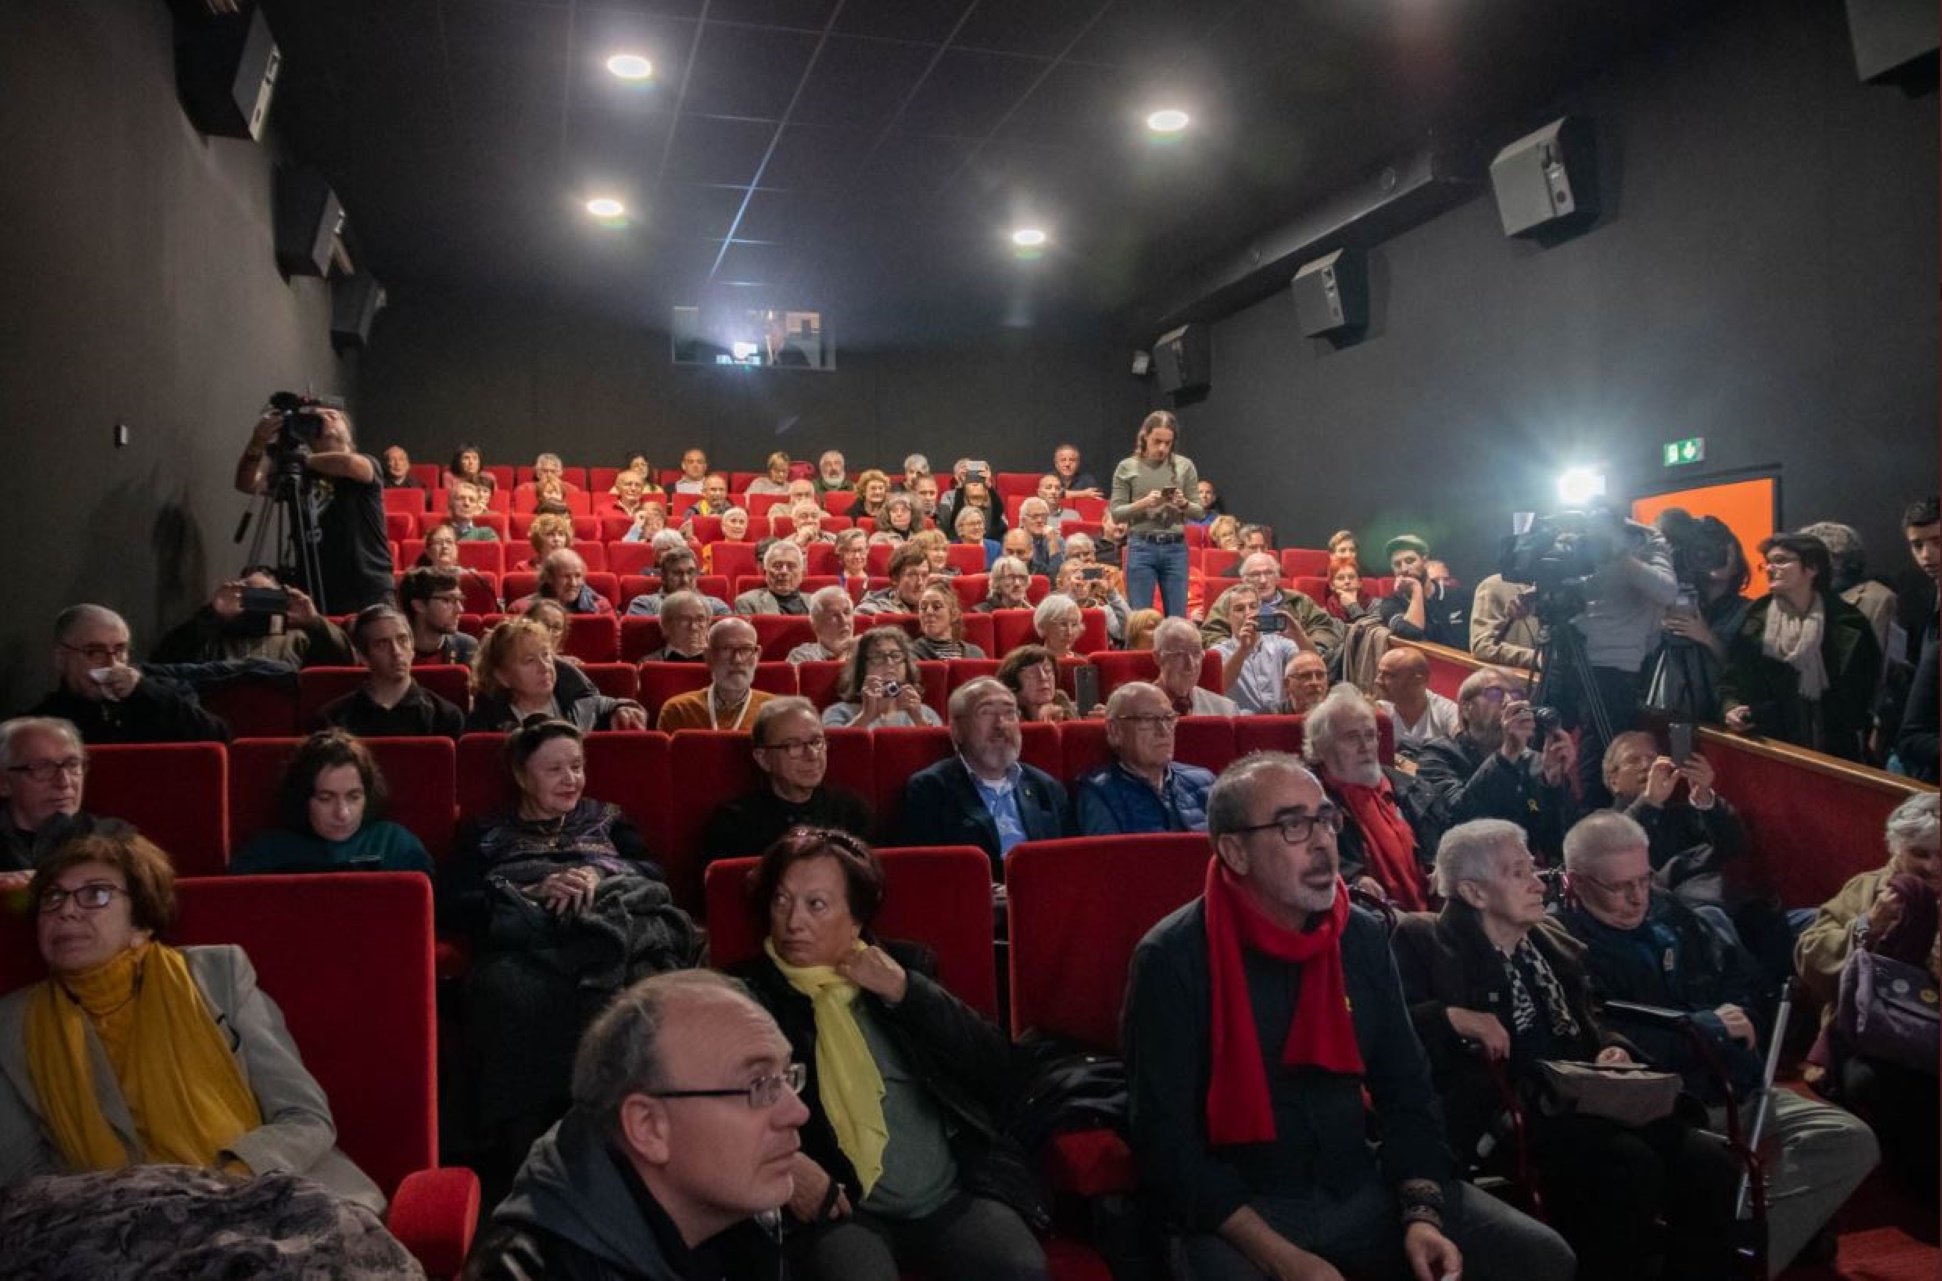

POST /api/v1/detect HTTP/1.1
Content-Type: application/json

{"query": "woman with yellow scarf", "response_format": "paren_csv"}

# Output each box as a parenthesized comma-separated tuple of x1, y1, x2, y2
(0, 831, 382, 1211)
(735, 828, 1049, 1281)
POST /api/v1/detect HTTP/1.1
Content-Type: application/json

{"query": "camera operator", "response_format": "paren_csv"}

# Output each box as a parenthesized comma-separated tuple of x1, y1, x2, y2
(149, 570, 353, 668)
(233, 399, 394, 614)
(1643, 510, 1751, 723)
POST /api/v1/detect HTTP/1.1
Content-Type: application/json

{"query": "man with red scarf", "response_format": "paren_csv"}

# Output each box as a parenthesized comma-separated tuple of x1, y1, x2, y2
(1123, 753, 1572, 1281)
(1304, 685, 1448, 910)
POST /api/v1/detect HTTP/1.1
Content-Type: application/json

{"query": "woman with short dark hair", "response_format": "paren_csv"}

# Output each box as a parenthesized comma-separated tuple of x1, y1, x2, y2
(824, 628, 941, 728)
(231, 730, 430, 875)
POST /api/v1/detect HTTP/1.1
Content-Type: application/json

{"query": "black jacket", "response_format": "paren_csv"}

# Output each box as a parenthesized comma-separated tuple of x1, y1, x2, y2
(32, 677, 231, 745)
(318, 681, 464, 739)
(699, 786, 872, 867)
(1719, 592, 1881, 762)
(466, 659, 636, 733)
(735, 942, 1047, 1230)
(0, 811, 123, 873)
(1621, 793, 1745, 906)
(1898, 634, 1938, 783)
(1320, 765, 1449, 890)
(897, 757, 1068, 876)
(1412, 733, 1572, 863)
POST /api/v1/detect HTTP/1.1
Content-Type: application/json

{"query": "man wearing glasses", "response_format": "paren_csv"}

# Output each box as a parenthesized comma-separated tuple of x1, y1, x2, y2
(701, 698, 871, 865)
(1554, 811, 1878, 1275)
(899, 679, 1068, 876)
(656, 618, 774, 733)
(470, 970, 810, 1279)
(1123, 752, 1574, 1281)
(1152, 618, 1240, 717)
(399, 567, 480, 666)
(0, 717, 118, 886)
(1074, 683, 1214, 835)
(1414, 666, 1575, 863)
(31, 604, 229, 745)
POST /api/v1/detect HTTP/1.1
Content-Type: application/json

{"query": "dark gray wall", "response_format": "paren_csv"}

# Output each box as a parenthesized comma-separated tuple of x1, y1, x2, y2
(0, 1, 350, 712)
(359, 290, 1144, 485)
(1172, 0, 1938, 583)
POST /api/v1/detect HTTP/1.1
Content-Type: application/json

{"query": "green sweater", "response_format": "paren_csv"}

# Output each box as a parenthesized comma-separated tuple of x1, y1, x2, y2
(231, 820, 433, 876)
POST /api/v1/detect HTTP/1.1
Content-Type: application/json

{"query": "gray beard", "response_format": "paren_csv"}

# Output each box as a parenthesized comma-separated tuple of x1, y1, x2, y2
(1467, 719, 1505, 753)
(1337, 761, 1383, 788)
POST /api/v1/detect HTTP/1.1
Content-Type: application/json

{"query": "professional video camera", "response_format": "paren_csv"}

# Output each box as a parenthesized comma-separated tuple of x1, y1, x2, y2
(263, 390, 342, 470)
(1499, 509, 1628, 624)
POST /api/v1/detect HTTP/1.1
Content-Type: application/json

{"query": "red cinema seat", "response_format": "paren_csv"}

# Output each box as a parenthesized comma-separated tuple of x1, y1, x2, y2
(803, 543, 837, 575)
(797, 660, 844, 710)
(946, 658, 1000, 692)
(598, 517, 636, 542)
(458, 570, 502, 613)
(1069, 496, 1106, 521)
(589, 467, 623, 493)
(697, 575, 731, 601)
(944, 544, 985, 575)
(871, 727, 955, 835)
(587, 572, 621, 608)
(664, 731, 761, 908)
(1232, 714, 1305, 759)
(915, 660, 949, 722)
(562, 615, 620, 662)
(711, 542, 759, 584)
(503, 572, 538, 602)
(456, 733, 514, 820)
(752, 615, 815, 660)
(1281, 548, 1332, 577)
(1060, 718, 1113, 782)
(620, 617, 664, 661)
(618, 575, 659, 608)
(86, 743, 228, 877)
(481, 464, 514, 490)
(408, 463, 440, 489)
(950, 575, 988, 611)
(228, 737, 460, 868)
(384, 487, 428, 514)
(687, 516, 723, 545)
(225, 738, 298, 857)
(451, 540, 504, 574)
(200, 678, 300, 739)
(582, 732, 671, 866)
(994, 472, 1040, 500)
(571, 541, 607, 572)
(746, 493, 788, 517)
(637, 662, 709, 718)
(728, 471, 760, 491)
(607, 541, 657, 575)
(579, 662, 640, 702)
(386, 512, 416, 542)
(1185, 524, 1207, 548)
(298, 666, 369, 727)
(1174, 716, 1237, 773)
(823, 727, 875, 812)
(866, 543, 895, 575)
(819, 492, 853, 517)
(991, 609, 1107, 658)
(0, 874, 478, 1274)
(1019, 719, 1061, 779)
(1292, 576, 1329, 600)
(961, 613, 995, 656)
(705, 846, 999, 1021)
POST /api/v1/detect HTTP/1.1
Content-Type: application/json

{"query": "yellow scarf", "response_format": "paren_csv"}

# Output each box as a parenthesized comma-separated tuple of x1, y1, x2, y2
(24, 943, 263, 1173)
(765, 937, 888, 1195)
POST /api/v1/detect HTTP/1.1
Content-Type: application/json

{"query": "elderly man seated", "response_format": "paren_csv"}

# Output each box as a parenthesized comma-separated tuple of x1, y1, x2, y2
(699, 698, 872, 865)
(1015, 498, 1065, 578)
(1074, 682, 1214, 835)
(514, 452, 580, 505)
(1600, 730, 1744, 906)
(813, 449, 851, 494)
(1281, 650, 1329, 714)
(1553, 811, 1879, 1277)
(1414, 667, 1574, 863)
(786, 587, 856, 663)
(1203, 554, 1343, 662)
(734, 541, 810, 616)
(643, 591, 712, 663)
(380, 445, 422, 489)
(446, 480, 500, 541)
(1124, 753, 1574, 1281)
(0, 718, 115, 886)
(33, 605, 230, 745)
(151, 571, 353, 669)
(625, 543, 730, 617)
(317, 605, 464, 739)
(656, 617, 775, 732)
(978, 557, 1034, 613)
(1210, 585, 1312, 715)
(516, 549, 613, 616)
(1304, 684, 1448, 909)
(785, 502, 836, 547)
(1153, 617, 1239, 716)
(1373, 647, 1460, 755)
(898, 677, 1068, 876)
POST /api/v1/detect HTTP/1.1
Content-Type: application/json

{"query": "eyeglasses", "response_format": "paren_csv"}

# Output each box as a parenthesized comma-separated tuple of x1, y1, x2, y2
(1155, 648, 1200, 663)
(1469, 687, 1511, 703)
(864, 651, 904, 668)
(715, 645, 762, 661)
(1113, 712, 1178, 732)
(760, 736, 827, 758)
(1576, 871, 1653, 899)
(8, 758, 87, 783)
(1228, 806, 1345, 845)
(60, 642, 130, 664)
(648, 1062, 807, 1110)
(38, 883, 129, 914)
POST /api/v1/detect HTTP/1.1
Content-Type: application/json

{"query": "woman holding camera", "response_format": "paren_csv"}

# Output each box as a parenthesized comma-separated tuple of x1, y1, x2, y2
(1110, 410, 1202, 618)
(1645, 510, 1752, 722)
(822, 628, 940, 728)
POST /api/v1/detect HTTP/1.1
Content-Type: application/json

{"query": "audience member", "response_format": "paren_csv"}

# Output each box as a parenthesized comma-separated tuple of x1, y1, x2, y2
(416, 523, 464, 571)
(1111, 411, 1201, 618)
(786, 476, 819, 510)
(1375, 535, 1467, 649)
(1372, 647, 1459, 753)
(823, 628, 941, 728)
(1033, 593, 1086, 660)
(1074, 682, 1214, 834)
(1152, 617, 1239, 716)
(465, 970, 804, 1281)
(1800, 520, 1898, 654)
(951, 505, 1001, 568)
(672, 448, 709, 494)
(899, 678, 1068, 873)
(1900, 495, 1939, 651)
(996, 645, 1081, 724)
(1210, 585, 1307, 716)
(656, 618, 775, 732)
(33, 605, 229, 745)
(1326, 528, 1357, 566)
(782, 501, 832, 549)
(1321, 556, 1375, 623)
(788, 587, 855, 663)
(1598, 730, 1743, 910)
(1304, 685, 1445, 908)
(318, 604, 464, 738)
(399, 566, 478, 666)
(467, 617, 648, 732)
(1123, 755, 1572, 1281)
(978, 557, 1033, 613)
(620, 501, 670, 544)
(832, 528, 872, 594)
(524, 599, 579, 665)
(911, 474, 941, 521)
(1645, 510, 1755, 722)
(846, 469, 889, 521)
(0, 718, 108, 882)
(1721, 532, 1881, 761)
(233, 403, 394, 612)
(1203, 555, 1342, 660)
(1393, 818, 1733, 1281)
(515, 455, 579, 509)
(1279, 650, 1328, 714)
(1194, 478, 1226, 523)
(692, 473, 734, 519)
(1056, 558, 1130, 647)
(1052, 443, 1100, 499)
(896, 453, 930, 493)
(515, 549, 613, 617)
(1413, 667, 1573, 862)
(1555, 811, 1878, 1274)
(1125, 608, 1162, 651)
(625, 545, 729, 617)
(859, 544, 930, 616)
(521, 513, 575, 571)
(380, 445, 423, 489)
(870, 493, 919, 544)
(1468, 573, 1542, 671)
(644, 591, 712, 663)
(230, 730, 431, 875)
(735, 542, 810, 616)
(715, 504, 752, 546)
(596, 469, 651, 521)
(445, 482, 501, 542)
(700, 700, 871, 864)
(0, 830, 385, 1209)
(151, 571, 353, 668)
(1038, 473, 1082, 527)
(911, 584, 984, 661)
(445, 444, 497, 496)
(748, 450, 794, 496)
(813, 450, 851, 494)
(1015, 498, 1065, 578)
(735, 830, 1049, 1281)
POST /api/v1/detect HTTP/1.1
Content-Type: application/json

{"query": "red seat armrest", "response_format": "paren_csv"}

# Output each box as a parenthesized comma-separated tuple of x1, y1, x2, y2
(389, 1166, 482, 1279)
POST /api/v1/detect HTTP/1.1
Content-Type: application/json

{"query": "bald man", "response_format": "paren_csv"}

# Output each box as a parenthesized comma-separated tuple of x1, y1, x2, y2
(1374, 647, 1460, 755)
(1281, 651, 1329, 714)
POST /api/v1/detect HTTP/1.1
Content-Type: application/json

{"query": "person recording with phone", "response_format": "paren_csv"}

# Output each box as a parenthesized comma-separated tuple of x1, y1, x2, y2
(232, 398, 394, 613)
(149, 570, 352, 669)
(1643, 509, 1751, 723)
(1209, 586, 1311, 716)
(1111, 411, 1202, 618)
(1414, 667, 1576, 863)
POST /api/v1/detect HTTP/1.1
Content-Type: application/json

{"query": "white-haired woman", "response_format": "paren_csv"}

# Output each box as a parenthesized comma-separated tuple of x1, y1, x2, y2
(1032, 593, 1085, 660)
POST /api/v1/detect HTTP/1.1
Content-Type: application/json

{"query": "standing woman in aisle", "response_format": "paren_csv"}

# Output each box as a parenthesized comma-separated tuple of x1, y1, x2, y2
(1110, 410, 1202, 618)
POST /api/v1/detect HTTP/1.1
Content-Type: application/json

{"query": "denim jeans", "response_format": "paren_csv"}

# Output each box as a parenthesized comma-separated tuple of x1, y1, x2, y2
(1126, 537, 1189, 618)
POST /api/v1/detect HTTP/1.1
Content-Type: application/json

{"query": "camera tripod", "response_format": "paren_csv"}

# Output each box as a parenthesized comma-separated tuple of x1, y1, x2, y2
(1528, 612, 1615, 752)
(236, 454, 329, 613)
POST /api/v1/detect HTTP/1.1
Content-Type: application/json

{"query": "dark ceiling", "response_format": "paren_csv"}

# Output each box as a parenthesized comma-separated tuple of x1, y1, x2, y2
(261, 0, 1721, 347)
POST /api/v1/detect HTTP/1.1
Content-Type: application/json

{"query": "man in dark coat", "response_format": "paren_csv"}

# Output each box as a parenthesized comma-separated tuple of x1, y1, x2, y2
(1413, 666, 1573, 863)
(899, 678, 1067, 876)
(32, 604, 230, 745)
(701, 698, 872, 865)
(1302, 684, 1449, 908)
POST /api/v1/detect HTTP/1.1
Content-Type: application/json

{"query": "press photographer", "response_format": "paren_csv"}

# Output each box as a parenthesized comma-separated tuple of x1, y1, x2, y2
(232, 394, 394, 613)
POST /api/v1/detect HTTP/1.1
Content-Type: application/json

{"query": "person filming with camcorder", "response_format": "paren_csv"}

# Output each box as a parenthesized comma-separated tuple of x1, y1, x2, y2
(232, 393, 394, 614)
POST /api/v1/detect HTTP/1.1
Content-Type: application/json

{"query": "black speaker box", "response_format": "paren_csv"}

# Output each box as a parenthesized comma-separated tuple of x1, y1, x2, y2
(1489, 116, 1598, 239)
(275, 168, 344, 278)
(173, 6, 280, 141)
(1845, 0, 1938, 83)
(1291, 249, 1367, 337)
(1152, 324, 1211, 399)
(331, 275, 388, 353)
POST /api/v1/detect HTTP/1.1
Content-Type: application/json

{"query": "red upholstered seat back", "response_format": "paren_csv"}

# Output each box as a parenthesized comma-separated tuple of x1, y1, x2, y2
(200, 679, 300, 739)
(796, 660, 844, 710)
(1174, 716, 1237, 773)
(607, 542, 657, 575)
(711, 543, 759, 583)
(946, 658, 1001, 692)
(638, 662, 709, 717)
(704, 847, 999, 1021)
(1232, 714, 1304, 759)
(871, 727, 955, 834)
(579, 662, 641, 701)
(960, 613, 995, 655)
(583, 732, 671, 868)
(226, 736, 460, 867)
(87, 743, 229, 877)
(665, 731, 764, 909)
(752, 616, 815, 660)
(1005, 834, 1213, 1047)
(944, 545, 986, 575)
(384, 488, 427, 514)
(563, 615, 619, 662)
(1089, 650, 1226, 700)
(1281, 549, 1332, 577)
(620, 617, 663, 661)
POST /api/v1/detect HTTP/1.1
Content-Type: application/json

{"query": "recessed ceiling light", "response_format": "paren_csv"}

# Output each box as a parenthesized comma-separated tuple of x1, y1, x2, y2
(586, 197, 626, 219)
(606, 53, 654, 80)
(1146, 108, 1190, 134)
(1011, 228, 1048, 248)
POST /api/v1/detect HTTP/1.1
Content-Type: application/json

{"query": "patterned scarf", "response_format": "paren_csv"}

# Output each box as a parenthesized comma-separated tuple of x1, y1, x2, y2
(1499, 936, 1581, 1042)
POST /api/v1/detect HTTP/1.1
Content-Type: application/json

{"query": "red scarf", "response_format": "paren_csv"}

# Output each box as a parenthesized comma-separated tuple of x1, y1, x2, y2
(1331, 773, 1428, 911)
(1202, 860, 1364, 1146)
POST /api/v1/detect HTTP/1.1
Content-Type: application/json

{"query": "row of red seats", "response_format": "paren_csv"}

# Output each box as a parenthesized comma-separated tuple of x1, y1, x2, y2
(402, 463, 967, 495)
(410, 566, 1056, 614)
(388, 485, 1110, 525)
(394, 537, 999, 580)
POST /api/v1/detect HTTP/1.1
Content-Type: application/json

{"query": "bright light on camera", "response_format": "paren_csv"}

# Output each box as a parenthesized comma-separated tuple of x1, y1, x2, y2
(1557, 467, 1607, 506)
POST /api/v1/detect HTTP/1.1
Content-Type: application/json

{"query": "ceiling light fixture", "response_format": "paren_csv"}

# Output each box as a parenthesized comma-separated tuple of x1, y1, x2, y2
(585, 197, 626, 219)
(606, 53, 654, 81)
(1146, 108, 1190, 134)
(1011, 228, 1048, 248)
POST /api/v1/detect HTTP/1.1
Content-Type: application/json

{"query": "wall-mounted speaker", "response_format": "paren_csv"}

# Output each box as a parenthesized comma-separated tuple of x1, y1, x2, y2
(1489, 116, 1598, 239)
(1844, 0, 1938, 83)
(331, 275, 388, 353)
(274, 167, 344, 278)
(1291, 248, 1368, 337)
(1152, 324, 1211, 400)
(173, 6, 280, 141)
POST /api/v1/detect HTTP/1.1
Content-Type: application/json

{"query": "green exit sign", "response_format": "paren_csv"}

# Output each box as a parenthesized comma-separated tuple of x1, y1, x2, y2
(1662, 437, 1706, 466)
